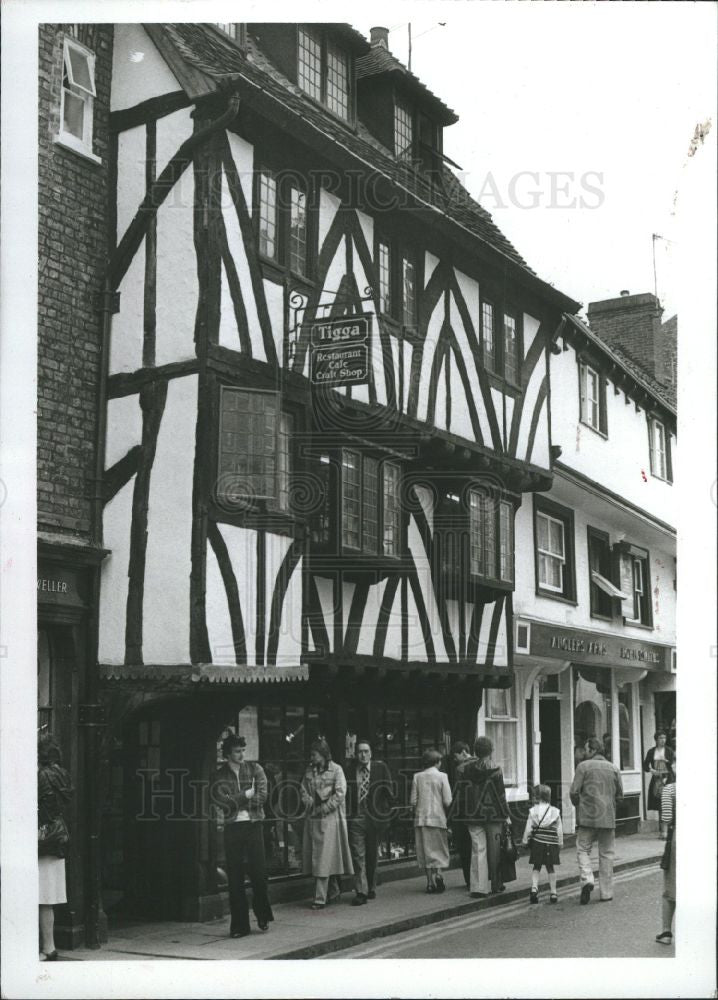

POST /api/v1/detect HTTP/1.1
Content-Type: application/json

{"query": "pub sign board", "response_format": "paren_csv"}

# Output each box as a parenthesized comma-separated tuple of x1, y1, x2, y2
(307, 314, 371, 388)
(527, 622, 669, 672)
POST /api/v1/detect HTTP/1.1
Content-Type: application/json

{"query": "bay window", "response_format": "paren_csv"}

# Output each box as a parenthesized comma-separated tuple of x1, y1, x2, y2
(337, 450, 402, 557)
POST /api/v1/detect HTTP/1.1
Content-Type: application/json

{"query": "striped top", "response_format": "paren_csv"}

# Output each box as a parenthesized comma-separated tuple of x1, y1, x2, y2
(522, 804, 564, 847)
(661, 782, 676, 828)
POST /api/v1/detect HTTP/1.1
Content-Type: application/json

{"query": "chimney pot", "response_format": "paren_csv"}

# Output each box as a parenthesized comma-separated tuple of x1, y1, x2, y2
(620, 289, 630, 297)
(370, 26, 390, 50)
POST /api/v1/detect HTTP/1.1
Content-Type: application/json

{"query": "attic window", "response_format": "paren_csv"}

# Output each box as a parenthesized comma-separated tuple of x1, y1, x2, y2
(298, 27, 351, 121)
(394, 101, 413, 159)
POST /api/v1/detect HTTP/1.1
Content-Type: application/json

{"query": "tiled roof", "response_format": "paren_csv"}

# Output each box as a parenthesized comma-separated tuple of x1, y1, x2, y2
(149, 24, 581, 300)
(356, 44, 458, 125)
(565, 314, 676, 415)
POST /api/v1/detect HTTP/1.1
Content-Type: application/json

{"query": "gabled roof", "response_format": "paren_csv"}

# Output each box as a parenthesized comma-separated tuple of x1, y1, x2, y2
(143, 23, 579, 312)
(563, 314, 676, 417)
(356, 44, 459, 126)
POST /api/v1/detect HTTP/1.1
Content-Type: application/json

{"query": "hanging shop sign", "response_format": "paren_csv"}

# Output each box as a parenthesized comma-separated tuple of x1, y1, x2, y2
(526, 622, 669, 671)
(308, 314, 371, 388)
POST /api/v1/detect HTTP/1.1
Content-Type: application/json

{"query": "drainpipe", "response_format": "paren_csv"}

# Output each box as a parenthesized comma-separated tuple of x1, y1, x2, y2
(83, 92, 241, 949)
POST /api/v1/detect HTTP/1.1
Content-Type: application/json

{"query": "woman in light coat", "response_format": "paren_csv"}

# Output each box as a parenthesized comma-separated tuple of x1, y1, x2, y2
(410, 748, 452, 893)
(301, 738, 354, 909)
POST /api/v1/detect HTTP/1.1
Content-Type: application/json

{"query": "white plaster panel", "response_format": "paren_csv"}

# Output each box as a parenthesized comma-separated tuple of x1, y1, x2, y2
(523, 312, 541, 357)
(449, 292, 492, 446)
(356, 209, 373, 259)
(319, 188, 341, 248)
(342, 582, 356, 638)
(219, 262, 240, 351)
(493, 605, 509, 666)
(226, 131, 255, 214)
(117, 125, 147, 238)
(314, 576, 335, 653)
(408, 520, 448, 661)
(402, 341, 412, 412)
(434, 356, 448, 431)
(531, 408, 550, 468)
(110, 244, 145, 375)
(155, 107, 193, 177)
(105, 394, 142, 469)
(417, 297, 444, 422)
(412, 491, 434, 534)
(490, 387, 505, 448)
(263, 279, 285, 366)
(265, 533, 293, 662)
(356, 578, 388, 656)
(98, 478, 134, 665)
(516, 363, 544, 462)
(205, 541, 235, 666)
(354, 247, 387, 406)
(504, 394, 515, 452)
(221, 524, 258, 666)
(477, 601, 495, 666)
(155, 168, 197, 365)
(445, 599, 460, 654)
(142, 376, 197, 664)
(384, 580, 403, 660)
(352, 383, 370, 404)
(448, 356, 473, 438)
(454, 268, 479, 331)
(111, 24, 180, 112)
(424, 252, 440, 287)
(276, 554, 304, 667)
(221, 171, 266, 361)
(322, 240, 346, 306)
(405, 587, 426, 661)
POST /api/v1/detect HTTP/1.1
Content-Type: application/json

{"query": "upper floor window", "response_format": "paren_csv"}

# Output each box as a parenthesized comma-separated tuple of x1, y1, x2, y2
(217, 388, 292, 511)
(256, 167, 312, 278)
(617, 544, 652, 627)
(214, 23, 244, 42)
(394, 100, 414, 159)
(484, 688, 517, 786)
(298, 27, 351, 121)
(338, 450, 402, 557)
(375, 237, 419, 330)
(587, 526, 617, 619)
(402, 256, 417, 328)
(503, 313, 519, 385)
(534, 498, 576, 602)
(58, 35, 96, 159)
(579, 362, 608, 435)
(378, 242, 392, 314)
(648, 416, 672, 482)
(468, 492, 514, 583)
(481, 301, 496, 373)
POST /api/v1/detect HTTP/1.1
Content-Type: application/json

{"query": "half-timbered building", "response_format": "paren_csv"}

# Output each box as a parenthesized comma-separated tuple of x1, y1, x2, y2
(43, 21, 584, 927)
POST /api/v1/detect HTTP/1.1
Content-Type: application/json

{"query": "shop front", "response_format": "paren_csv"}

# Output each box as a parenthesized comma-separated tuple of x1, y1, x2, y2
(99, 663, 486, 921)
(513, 619, 673, 834)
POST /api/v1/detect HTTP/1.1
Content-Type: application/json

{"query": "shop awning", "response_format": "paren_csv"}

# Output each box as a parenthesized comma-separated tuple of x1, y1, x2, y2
(591, 571, 630, 600)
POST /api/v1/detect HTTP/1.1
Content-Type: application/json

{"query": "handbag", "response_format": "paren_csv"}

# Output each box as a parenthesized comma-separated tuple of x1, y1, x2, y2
(659, 826, 673, 871)
(499, 822, 519, 883)
(38, 816, 69, 857)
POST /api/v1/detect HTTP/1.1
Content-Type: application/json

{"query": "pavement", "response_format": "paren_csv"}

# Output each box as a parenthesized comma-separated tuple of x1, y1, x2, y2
(64, 833, 664, 962)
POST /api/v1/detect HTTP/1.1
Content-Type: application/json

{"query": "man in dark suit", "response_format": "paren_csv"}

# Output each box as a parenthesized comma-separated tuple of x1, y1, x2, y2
(449, 741, 475, 887)
(345, 739, 395, 905)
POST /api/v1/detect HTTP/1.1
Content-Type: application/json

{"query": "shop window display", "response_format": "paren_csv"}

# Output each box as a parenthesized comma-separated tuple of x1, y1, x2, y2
(573, 666, 612, 764)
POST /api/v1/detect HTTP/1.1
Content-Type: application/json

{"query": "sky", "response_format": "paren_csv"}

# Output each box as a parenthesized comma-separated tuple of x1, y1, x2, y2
(357, 3, 716, 319)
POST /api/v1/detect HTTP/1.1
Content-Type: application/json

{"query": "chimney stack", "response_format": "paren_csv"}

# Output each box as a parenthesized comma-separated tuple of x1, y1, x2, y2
(370, 26, 390, 50)
(587, 291, 675, 391)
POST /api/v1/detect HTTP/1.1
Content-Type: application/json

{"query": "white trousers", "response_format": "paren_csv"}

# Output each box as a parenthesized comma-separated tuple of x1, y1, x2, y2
(468, 825, 489, 894)
(576, 826, 615, 900)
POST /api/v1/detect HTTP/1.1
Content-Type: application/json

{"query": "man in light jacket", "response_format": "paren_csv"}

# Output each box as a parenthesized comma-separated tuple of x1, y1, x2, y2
(570, 735, 623, 904)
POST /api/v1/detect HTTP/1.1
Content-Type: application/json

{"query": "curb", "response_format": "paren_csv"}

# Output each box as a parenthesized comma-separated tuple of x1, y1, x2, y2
(271, 854, 662, 960)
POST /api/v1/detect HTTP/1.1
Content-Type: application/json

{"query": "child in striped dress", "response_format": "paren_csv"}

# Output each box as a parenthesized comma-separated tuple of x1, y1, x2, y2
(522, 784, 564, 904)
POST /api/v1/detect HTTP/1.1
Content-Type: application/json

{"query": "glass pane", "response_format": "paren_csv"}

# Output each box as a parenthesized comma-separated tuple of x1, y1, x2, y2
(469, 491, 482, 575)
(394, 101, 413, 159)
(63, 87, 85, 139)
(218, 389, 279, 501)
(258, 172, 278, 260)
(402, 258, 416, 327)
(573, 666, 612, 764)
(499, 501, 513, 581)
(379, 243, 392, 314)
(288, 188, 307, 275)
(326, 42, 349, 119)
(618, 686, 635, 770)
(482, 302, 495, 369)
(67, 44, 94, 93)
(342, 451, 361, 550)
(548, 518, 564, 557)
(483, 497, 496, 578)
(382, 462, 401, 557)
(503, 314, 517, 383)
(485, 720, 517, 785)
(298, 28, 322, 102)
(362, 456, 378, 554)
(537, 513, 549, 551)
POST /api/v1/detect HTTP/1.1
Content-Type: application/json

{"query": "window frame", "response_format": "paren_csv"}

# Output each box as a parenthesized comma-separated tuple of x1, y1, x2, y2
(483, 686, 518, 787)
(216, 386, 293, 512)
(587, 525, 615, 621)
(533, 496, 577, 603)
(480, 298, 496, 374)
(617, 542, 653, 629)
(647, 415, 673, 483)
(467, 490, 514, 585)
(578, 360, 608, 437)
(337, 449, 403, 560)
(374, 230, 420, 334)
(56, 34, 99, 162)
(478, 291, 523, 386)
(296, 26, 354, 124)
(254, 161, 316, 281)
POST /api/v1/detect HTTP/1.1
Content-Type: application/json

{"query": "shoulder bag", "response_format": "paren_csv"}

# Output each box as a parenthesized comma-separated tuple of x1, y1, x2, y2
(38, 816, 69, 857)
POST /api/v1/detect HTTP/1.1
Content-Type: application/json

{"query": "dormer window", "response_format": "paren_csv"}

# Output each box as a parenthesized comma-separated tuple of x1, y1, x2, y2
(298, 27, 351, 121)
(394, 100, 413, 159)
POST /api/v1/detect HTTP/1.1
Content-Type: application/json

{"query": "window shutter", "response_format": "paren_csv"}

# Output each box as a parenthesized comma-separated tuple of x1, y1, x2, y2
(665, 429, 673, 482)
(599, 377, 608, 435)
(579, 364, 587, 423)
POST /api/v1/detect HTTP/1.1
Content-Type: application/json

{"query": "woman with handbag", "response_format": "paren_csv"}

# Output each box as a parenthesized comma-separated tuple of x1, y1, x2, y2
(301, 739, 353, 909)
(37, 734, 73, 961)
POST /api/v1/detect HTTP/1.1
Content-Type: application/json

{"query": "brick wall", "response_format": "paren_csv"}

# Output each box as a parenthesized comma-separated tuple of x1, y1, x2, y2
(37, 24, 114, 539)
(587, 292, 664, 380)
(658, 314, 677, 392)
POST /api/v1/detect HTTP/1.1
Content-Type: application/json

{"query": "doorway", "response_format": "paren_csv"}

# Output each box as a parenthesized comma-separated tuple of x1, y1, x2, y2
(538, 699, 562, 815)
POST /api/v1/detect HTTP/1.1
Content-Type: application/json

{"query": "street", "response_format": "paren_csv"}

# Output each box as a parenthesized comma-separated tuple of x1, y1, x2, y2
(328, 865, 674, 959)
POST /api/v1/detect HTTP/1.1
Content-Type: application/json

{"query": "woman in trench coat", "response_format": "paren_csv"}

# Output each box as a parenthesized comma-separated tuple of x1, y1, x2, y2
(301, 738, 354, 909)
